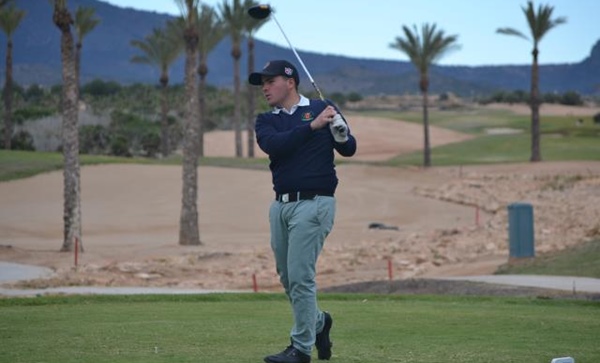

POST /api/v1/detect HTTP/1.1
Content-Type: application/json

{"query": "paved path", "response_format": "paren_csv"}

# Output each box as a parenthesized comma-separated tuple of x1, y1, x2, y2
(1, 262, 600, 296)
(439, 275, 600, 294)
(0, 261, 54, 283)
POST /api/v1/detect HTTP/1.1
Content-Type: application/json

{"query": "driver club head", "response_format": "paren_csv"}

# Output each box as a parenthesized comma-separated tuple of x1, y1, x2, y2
(248, 4, 272, 19)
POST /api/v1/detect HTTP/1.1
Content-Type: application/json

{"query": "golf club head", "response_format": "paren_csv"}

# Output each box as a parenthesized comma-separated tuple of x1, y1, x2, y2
(248, 4, 272, 19)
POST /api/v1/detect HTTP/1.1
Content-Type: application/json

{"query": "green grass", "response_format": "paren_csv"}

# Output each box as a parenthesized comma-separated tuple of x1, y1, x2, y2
(0, 150, 269, 182)
(349, 108, 600, 166)
(386, 132, 600, 166)
(357, 108, 528, 134)
(497, 239, 600, 278)
(0, 294, 598, 363)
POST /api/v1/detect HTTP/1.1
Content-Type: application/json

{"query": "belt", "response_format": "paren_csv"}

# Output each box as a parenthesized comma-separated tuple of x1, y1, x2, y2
(275, 191, 334, 203)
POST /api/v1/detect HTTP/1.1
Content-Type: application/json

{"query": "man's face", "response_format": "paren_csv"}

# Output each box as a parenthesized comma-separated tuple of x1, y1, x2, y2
(261, 75, 293, 107)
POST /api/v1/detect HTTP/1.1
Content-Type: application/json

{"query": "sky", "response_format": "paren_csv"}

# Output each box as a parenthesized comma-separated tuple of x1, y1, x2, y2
(100, 0, 599, 66)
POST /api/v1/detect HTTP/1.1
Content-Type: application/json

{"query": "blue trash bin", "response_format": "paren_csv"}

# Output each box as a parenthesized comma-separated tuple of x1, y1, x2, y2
(508, 202, 535, 258)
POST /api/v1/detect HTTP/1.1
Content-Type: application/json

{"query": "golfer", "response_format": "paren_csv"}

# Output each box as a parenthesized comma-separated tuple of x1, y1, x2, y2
(249, 59, 357, 363)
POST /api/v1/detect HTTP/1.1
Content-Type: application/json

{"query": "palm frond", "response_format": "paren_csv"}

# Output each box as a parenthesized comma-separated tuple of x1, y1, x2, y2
(0, 5, 25, 36)
(74, 6, 100, 41)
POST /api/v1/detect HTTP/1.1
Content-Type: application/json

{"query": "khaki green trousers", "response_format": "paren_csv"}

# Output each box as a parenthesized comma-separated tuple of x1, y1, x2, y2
(268, 196, 335, 356)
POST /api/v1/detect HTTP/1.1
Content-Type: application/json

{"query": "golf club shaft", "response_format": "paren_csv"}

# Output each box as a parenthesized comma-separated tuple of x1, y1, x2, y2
(271, 14, 325, 101)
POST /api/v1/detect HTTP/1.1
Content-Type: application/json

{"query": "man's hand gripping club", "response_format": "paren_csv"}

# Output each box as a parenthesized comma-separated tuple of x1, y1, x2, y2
(310, 105, 349, 143)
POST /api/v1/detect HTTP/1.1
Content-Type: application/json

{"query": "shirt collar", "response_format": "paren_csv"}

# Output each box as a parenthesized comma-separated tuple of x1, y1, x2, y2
(272, 95, 310, 115)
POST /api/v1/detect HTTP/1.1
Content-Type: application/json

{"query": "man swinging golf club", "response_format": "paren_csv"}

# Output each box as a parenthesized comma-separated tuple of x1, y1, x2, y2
(249, 59, 357, 363)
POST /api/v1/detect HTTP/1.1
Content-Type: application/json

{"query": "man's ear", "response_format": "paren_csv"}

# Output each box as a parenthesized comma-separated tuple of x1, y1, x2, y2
(287, 77, 297, 90)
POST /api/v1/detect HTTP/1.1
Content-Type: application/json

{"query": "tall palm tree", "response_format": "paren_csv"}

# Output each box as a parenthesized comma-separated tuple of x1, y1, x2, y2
(0, 4, 25, 150)
(74, 6, 100, 88)
(131, 21, 183, 156)
(219, 0, 245, 157)
(389, 23, 459, 167)
(175, 0, 201, 246)
(243, 0, 265, 158)
(53, 0, 82, 252)
(196, 4, 224, 157)
(497, 1, 566, 162)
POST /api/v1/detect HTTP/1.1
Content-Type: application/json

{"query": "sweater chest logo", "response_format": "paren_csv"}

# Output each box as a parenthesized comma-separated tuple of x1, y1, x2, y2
(301, 112, 314, 122)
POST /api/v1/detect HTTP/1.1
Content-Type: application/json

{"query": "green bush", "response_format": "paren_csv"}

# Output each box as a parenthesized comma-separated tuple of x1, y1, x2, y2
(140, 130, 160, 157)
(79, 125, 110, 155)
(81, 79, 122, 97)
(560, 91, 584, 106)
(110, 134, 130, 157)
(593, 112, 600, 125)
(13, 107, 55, 124)
(11, 130, 35, 151)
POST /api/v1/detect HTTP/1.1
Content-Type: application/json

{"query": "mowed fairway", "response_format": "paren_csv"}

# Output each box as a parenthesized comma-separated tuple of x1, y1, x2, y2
(1, 294, 598, 363)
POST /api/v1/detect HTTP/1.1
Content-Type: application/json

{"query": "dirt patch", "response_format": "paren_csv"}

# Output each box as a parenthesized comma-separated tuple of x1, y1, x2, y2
(323, 279, 600, 300)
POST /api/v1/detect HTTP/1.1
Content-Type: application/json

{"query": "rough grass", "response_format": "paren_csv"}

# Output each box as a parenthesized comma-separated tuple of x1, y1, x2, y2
(496, 239, 600, 278)
(0, 150, 268, 182)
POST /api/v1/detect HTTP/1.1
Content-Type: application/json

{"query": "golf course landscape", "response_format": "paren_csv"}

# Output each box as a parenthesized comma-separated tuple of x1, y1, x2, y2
(1, 101, 599, 362)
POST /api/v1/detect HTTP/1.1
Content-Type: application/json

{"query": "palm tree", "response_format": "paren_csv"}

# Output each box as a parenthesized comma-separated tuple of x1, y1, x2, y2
(53, 0, 82, 252)
(196, 4, 224, 157)
(389, 23, 459, 167)
(74, 6, 100, 88)
(131, 21, 183, 156)
(175, 0, 201, 246)
(243, 0, 265, 158)
(497, 1, 566, 162)
(219, 0, 245, 157)
(0, 4, 25, 150)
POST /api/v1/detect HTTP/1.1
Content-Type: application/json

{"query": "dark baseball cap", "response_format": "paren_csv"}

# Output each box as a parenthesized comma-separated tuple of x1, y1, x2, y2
(248, 60, 300, 86)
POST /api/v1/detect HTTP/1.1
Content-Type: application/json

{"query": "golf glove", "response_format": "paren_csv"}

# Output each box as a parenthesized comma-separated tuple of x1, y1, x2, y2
(329, 114, 348, 143)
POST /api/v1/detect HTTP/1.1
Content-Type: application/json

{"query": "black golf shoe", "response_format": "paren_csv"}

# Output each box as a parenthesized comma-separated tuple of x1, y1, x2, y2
(315, 312, 333, 360)
(264, 345, 311, 363)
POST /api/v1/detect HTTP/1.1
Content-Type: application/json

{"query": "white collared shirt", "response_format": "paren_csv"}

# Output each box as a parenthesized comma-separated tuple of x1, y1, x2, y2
(272, 95, 310, 115)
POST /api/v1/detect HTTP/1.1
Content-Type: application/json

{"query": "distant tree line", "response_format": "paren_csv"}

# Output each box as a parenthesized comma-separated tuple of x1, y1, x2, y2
(478, 89, 585, 106)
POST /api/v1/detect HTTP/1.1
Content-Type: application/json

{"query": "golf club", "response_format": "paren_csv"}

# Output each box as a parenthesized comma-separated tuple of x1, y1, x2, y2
(248, 4, 325, 101)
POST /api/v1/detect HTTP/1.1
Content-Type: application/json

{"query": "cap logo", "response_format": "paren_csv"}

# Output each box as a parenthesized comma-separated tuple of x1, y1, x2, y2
(284, 67, 293, 76)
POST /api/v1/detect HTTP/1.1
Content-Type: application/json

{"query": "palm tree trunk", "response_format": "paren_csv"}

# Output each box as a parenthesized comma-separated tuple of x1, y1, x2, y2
(75, 42, 81, 88)
(2, 40, 13, 149)
(530, 47, 541, 162)
(179, 31, 201, 246)
(246, 36, 255, 158)
(160, 74, 170, 157)
(422, 90, 431, 167)
(198, 59, 208, 158)
(233, 53, 242, 157)
(59, 24, 82, 252)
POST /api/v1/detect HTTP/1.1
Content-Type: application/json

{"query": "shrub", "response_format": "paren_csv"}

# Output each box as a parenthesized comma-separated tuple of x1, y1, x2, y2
(80, 125, 110, 154)
(11, 130, 35, 151)
(560, 91, 584, 106)
(140, 130, 161, 157)
(110, 134, 130, 157)
(593, 112, 600, 125)
(13, 107, 55, 125)
(347, 92, 363, 103)
(81, 79, 122, 97)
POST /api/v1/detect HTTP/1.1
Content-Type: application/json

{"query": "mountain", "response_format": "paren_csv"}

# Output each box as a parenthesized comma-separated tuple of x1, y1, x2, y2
(2, 0, 599, 96)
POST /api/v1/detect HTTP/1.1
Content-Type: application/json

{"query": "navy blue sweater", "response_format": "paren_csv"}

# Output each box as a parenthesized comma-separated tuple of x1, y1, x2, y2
(255, 98, 357, 195)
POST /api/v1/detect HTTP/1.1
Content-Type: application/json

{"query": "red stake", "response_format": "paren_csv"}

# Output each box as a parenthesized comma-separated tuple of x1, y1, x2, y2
(74, 236, 79, 267)
(252, 273, 258, 292)
(387, 258, 393, 281)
